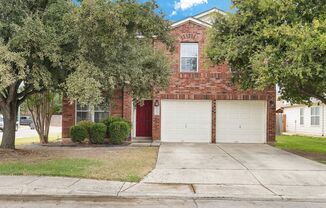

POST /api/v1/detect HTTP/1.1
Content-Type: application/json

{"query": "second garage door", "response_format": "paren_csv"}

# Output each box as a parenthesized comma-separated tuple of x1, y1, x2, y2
(161, 100, 212, 143)
(216, 100, 267, 143)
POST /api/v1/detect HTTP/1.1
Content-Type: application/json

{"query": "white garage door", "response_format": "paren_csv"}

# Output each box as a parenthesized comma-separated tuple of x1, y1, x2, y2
(216, 101, 267, 143)
(161, 100, 212, 143)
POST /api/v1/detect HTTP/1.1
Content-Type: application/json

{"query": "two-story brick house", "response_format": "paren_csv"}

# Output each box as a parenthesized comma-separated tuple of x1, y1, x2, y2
(62, 8, 276, 143)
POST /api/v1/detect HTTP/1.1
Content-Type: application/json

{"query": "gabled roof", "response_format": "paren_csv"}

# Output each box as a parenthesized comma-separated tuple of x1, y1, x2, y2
(171, 7, 226, 29)
(171, 17, 212, 28)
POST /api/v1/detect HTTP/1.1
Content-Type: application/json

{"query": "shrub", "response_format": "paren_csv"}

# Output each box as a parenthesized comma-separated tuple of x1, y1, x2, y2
(109, 121, 130, 145)
(70, 125, 87, 143)
(89, 123, 107, 144)
(77, 120, 94, 138)
(101, 116, 131, 137)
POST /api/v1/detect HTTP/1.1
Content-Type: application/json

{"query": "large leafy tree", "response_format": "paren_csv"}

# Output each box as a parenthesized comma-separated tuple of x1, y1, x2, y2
(0, 0, 75, 149)
(65, 0, 174, 106)
(206, 0, 326, 104)
(0, 0, 173, 149)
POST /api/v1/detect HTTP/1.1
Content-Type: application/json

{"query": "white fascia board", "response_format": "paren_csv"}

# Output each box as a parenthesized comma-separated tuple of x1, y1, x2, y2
(171, 17, 212, 28)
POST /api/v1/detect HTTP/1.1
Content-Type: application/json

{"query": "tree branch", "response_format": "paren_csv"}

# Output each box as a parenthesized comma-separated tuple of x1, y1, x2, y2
(18, 88, 47, 106)
(298, 88, 326, 105)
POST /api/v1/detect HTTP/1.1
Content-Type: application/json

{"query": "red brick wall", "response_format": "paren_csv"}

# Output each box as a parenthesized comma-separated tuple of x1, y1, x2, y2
(62, 97, 75, 138)
(122, 89, 132, 123)
(110, 90, 124, 118)
(152, 21, 276, 143)
(61, 89, 131, 138)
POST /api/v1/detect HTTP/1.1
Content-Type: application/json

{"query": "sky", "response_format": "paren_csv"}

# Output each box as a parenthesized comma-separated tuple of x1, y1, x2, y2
(141, 0, 233, 21)
(73, 0, 233, 21)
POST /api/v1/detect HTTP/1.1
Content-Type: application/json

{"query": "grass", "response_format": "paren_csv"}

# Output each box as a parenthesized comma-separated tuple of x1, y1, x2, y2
(0, 146, 158, 182)
(15, 134, 61, 146)
(275, 135, 326, 164)
(276, 135, 326, 153)
(0, 159, 100, 178)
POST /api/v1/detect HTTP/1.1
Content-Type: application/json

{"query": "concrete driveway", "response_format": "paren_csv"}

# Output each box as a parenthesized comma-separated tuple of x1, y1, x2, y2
(143, 143, 326, 199)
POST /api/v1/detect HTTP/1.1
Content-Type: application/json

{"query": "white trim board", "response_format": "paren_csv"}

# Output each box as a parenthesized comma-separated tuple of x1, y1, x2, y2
(171, 17, 212, 28)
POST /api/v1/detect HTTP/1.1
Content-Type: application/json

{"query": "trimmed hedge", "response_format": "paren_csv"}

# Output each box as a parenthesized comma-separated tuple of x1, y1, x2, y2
(70, 125, 87, 143)
(101, 116, 131, 138)
(109, 121, 130, 145)
(77, 120, 94, 138)
(89, 123, 107, 144)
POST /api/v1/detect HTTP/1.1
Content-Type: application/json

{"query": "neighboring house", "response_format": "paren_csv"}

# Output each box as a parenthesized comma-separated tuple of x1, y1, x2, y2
(283, 103, 326, 137)
(62, 8, 276, 143)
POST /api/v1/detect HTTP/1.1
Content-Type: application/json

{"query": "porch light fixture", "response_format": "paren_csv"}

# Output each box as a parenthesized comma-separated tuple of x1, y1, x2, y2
(154, 100, 160, 107)
(269, 100, 275, 108)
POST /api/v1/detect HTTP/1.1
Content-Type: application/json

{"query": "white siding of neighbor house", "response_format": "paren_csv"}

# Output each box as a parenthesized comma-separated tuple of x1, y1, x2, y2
(284, 104, 326, 136)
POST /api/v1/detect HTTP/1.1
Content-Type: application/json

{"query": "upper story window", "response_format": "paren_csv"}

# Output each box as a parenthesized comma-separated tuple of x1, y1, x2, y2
(300, 108, 304, 125)
(310, 106, 320, 126)
(76, 103, 109, 123)
(180, 43, 198, 72)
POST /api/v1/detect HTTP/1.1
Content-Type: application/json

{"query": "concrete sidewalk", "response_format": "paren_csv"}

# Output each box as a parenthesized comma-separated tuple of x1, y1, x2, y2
(0, 175, 326, 202)
(1, 144, 326, 202)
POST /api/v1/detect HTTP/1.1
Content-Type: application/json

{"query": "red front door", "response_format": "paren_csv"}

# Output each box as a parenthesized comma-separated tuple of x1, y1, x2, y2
(136, 100, 153, 137)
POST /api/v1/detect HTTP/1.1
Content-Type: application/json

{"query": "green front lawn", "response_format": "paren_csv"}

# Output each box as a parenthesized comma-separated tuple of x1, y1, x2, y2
(0, 134, 61, 146)
(15, 134, 61, 146)
(275, 135, 326, 164)
(0, 146, 158, 182)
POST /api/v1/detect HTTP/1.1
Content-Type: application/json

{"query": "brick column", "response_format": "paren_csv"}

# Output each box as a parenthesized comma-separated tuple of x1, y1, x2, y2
(267, 95, 276, 143)
(152, 98, 161, 141)
(62, 97, 75, 138)
(122, 89, 132, 123)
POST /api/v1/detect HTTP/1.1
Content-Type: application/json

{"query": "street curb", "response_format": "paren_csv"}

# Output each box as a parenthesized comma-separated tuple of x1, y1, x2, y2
(0, 194, 326, 203)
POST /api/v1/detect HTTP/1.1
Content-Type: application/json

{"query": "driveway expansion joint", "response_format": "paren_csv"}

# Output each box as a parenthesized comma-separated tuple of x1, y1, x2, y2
(215, 145, 280, 197)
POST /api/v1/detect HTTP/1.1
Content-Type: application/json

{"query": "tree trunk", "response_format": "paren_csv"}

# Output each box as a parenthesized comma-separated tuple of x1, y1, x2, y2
(39, 134, 48, 144)
(0, 102, 17, 149)
(27, 91, 55, 144)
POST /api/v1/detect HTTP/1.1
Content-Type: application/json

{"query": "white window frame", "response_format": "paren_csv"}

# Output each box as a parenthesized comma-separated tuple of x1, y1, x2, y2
(75, 103, 110, 124)
(310, 106, 320, 126)
(180, 42, 199, 73)
(300, 108, 304, 125)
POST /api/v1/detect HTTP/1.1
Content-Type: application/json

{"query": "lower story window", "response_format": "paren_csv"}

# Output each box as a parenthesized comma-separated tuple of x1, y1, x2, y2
(76, 103, 109, 123)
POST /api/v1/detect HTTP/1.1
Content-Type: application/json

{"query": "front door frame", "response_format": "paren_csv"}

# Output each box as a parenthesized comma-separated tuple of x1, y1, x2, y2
(132, 100, 153, 138)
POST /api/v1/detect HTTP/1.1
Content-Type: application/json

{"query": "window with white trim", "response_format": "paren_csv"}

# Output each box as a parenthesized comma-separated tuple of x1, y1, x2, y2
(300, 108, 304, 125)
(310, 106, 320, 126)
(76, 103, 109, 123)
(180, 43, 198, 72)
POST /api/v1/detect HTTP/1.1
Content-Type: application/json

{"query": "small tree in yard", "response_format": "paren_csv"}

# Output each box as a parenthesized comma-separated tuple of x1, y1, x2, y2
(206, 0, 326, 105)
(26, 91, 56, 144)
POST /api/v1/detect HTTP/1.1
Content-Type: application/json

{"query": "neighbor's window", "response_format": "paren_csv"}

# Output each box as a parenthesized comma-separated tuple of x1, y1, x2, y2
(310, 106, 320, 126)
(76, 103, 109, 123)
(300, 108, 304, 125)
(180, 43, 198, 72)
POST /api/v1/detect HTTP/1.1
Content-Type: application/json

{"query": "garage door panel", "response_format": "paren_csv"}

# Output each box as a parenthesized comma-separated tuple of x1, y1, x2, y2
(216, 101, 266, 143)
(161, 100, 212, 143)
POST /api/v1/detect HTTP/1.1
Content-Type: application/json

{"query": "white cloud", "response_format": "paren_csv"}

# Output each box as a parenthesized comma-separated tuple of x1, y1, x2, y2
(170, 10, 177, 16)
(174, 0, 208, 11)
